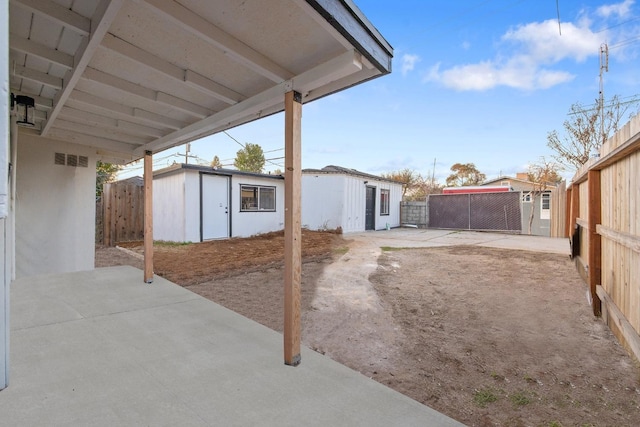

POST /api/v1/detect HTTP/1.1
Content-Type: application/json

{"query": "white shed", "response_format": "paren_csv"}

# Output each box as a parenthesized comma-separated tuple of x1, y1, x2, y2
(302, 166, 402, 233)
(153, 164, 285, 242)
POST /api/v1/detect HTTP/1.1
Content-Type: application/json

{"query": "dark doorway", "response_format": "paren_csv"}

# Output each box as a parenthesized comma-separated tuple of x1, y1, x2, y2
(365, 186, 376, 230)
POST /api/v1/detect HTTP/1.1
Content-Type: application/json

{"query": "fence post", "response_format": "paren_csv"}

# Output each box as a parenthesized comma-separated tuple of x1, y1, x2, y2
(564, 186, 572, 238)
(588, 170, 602, 316)
(103, 183, 112, 246)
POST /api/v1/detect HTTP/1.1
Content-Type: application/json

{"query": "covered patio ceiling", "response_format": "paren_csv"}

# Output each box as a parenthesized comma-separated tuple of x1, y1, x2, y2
(9, 0, 393, 161)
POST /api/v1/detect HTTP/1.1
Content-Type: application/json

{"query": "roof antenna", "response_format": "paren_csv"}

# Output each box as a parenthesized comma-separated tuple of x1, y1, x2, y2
(556, 0, 562, 35)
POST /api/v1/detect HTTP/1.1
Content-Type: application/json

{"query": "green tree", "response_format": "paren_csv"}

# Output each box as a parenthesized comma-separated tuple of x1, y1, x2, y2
(234, 143, 265, 173)
(547, 95, 637, 170)
(96, 161, 121, 198)
(445, 163, 486, 186)
(210, 155, 222, 168)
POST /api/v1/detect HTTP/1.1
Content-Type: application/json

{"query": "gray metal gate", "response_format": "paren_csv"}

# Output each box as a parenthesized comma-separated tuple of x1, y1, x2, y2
(428, 192, 521, 232)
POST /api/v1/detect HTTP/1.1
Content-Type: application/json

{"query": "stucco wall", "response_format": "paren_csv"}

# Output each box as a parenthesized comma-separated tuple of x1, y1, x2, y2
(521, 195, 551, 236)
(1, 0, 9, 387)
(16, 133, 96, 277)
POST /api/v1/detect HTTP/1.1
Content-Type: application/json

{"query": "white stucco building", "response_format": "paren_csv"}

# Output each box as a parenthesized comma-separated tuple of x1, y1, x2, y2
(302, 166, 402, 233)
(153, 164, 284, 242)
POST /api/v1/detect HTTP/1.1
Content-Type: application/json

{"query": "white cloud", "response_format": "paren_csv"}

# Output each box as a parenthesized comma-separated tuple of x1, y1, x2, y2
(597, 0, 634, 18)
(502, 20, 600, 63)
(425, 58, 574, 91)
(426, 19, 599, 91)
(401, 54, 420, 76)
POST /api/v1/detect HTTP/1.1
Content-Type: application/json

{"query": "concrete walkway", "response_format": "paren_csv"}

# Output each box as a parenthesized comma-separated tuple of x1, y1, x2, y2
(2, 266, 463, 426)
(348, 228, 570, 255)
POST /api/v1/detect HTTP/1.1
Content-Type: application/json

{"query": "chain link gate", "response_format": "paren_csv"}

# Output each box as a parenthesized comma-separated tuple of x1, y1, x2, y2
(428, 192, 522, 232)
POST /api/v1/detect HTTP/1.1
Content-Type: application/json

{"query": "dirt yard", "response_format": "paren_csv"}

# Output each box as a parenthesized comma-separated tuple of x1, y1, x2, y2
(96, 231, 640, 427)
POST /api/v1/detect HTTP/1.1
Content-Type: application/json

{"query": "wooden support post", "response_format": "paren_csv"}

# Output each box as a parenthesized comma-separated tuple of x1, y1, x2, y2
(284, 90, 302, 366)
(143, 150, 154, 283)
(588, 170, 602, 316)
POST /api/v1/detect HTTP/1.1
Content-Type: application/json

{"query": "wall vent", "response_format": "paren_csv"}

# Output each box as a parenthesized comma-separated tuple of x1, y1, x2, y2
(54, 152, 66, 165)
(55, 153, 89, 168)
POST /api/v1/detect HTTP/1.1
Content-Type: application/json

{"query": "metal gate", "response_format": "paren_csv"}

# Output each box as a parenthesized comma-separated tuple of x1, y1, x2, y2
(428, 192, 521, 232)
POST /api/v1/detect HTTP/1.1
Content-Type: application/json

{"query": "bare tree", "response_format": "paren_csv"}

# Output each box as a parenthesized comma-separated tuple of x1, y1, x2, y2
(525, 157, 563, 235)
(547, 95, 636, 170)
(381, 168, 420, 199)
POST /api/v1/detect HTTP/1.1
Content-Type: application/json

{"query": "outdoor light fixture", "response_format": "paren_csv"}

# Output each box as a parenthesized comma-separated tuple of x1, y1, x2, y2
(10, 93, 35, 127)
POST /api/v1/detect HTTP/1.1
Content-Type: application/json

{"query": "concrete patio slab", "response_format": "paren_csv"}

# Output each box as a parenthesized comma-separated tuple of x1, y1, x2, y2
(2, 266, 463, 426)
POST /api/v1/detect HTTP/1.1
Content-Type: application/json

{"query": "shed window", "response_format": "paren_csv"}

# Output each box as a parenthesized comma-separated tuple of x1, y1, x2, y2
(380, 189, 390, 215)
(522, 192, 532, 203)
(241, 185, 276, 212)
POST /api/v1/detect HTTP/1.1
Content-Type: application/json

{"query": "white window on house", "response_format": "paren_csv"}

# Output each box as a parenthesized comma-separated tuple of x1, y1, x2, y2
(380, 189, 390, 215)
(500, 180, 511, 187)
(522, 192, 532, 203)
(240, 185, 276, 212)
(540, 192, 551, 220)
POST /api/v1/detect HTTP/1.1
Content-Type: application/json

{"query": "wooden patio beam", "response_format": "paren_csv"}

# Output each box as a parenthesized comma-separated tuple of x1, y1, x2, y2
(283, 90, 302, 366)
(588, 170, 602, 316)
(143, 150, 154, 283)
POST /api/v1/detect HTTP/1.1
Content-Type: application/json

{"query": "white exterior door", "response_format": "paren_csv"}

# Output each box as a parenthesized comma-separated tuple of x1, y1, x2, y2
(202, 175, 229, 240)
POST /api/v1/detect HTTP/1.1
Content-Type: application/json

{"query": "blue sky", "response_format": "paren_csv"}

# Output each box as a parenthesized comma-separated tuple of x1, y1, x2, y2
(119, 0, 640, 183)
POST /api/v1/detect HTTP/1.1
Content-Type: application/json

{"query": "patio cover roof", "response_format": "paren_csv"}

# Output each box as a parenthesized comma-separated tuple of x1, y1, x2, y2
(9, 0, 392, 161)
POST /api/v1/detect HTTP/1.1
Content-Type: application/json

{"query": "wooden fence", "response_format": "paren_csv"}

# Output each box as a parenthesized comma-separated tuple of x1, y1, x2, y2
(549, 181, 567, 238)
(99, 182, 144, 246)
(567, 114, 640, 362)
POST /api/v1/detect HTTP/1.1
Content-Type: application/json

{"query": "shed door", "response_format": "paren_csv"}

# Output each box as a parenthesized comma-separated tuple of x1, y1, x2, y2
(201, 174, 230, 240)
(365, 186, 376, 231)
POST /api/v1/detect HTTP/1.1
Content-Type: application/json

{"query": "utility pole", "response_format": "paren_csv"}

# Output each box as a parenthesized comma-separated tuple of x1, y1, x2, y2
(177, 142, 198, 165)
(599, 43, 609, 147)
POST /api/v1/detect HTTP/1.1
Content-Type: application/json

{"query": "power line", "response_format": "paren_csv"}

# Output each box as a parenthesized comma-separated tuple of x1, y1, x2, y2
(567, 94, 640, 115)
(609, 35, 640, 50)
(595, 16, 640, 33)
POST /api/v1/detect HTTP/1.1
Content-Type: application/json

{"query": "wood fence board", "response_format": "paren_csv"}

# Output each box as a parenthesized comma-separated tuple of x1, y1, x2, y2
(564, 114, 640, 359)
(100, 183, 144, 246)
(597, 285, 640, 362)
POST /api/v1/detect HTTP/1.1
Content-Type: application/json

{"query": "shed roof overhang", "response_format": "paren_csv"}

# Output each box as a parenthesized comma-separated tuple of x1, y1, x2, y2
(9, 0, 392, 162)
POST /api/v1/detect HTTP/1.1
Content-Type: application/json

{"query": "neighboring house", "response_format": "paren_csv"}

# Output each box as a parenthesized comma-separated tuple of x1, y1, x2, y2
(481, 173, 557, 236)
(116, 176, 144, 186)
(153, 164, 284, 242)
(302, 166, 402, 233)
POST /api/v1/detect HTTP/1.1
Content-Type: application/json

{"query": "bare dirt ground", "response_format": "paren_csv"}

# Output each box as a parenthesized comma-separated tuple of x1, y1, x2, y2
(96, 231, 640, 427)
